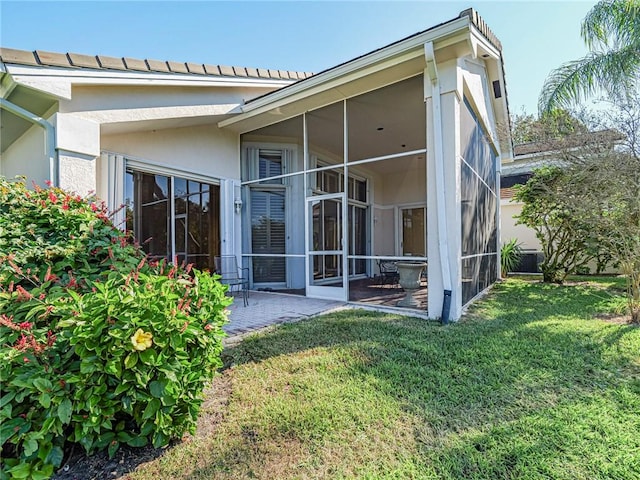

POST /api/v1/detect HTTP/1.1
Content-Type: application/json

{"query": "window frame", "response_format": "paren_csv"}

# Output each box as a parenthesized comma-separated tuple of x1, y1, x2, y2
(124, 163, 221, 269)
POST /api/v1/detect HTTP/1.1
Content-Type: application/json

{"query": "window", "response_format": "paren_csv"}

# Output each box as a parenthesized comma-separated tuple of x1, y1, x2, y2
(401, 207, 426, 257)
(314, 161, 367, 202)
(250, 190, 286, 283)
(246, 148, 288, 284)
(258, 150, 283, 184)
(125, 170, 220, 270)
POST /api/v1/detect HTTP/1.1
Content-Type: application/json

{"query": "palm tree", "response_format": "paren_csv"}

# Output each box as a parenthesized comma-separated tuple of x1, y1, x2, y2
(539, 0, 640, 113)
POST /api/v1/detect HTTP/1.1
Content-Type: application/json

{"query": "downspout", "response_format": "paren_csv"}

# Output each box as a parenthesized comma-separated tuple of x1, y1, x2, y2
(0, 98, 57, 186)
(424, 42, 453, 324)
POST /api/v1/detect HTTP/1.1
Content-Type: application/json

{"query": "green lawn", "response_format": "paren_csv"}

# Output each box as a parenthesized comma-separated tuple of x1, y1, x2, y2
(130, 277, 640, 480)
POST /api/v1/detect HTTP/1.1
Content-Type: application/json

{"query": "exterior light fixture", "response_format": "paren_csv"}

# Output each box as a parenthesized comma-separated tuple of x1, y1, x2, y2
(234, 199, 243, 214)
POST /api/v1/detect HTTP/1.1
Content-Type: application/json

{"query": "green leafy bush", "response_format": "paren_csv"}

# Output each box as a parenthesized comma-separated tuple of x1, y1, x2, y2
(0, 177, 230, 479)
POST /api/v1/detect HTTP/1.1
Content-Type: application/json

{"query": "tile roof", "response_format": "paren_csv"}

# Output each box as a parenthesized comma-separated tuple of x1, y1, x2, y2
(500, 187, 516, 199)
(0, 47, 314, 81)
(513, 130, 623, 156)
(244, 8, 505, 106)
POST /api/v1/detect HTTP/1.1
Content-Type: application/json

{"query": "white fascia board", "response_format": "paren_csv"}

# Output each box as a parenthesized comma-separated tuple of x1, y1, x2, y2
(220, 16, 472, 127)
(468, 30, 512, 159)
(468, 28, 501, 60)
(4, 64, 293, 100)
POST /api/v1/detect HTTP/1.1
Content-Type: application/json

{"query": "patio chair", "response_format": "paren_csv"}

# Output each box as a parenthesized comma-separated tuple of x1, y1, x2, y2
(377, 260, 399, 286)
(214, 255, 249, 306)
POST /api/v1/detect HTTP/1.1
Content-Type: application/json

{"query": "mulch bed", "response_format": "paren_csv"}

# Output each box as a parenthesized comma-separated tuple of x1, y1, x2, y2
(51, 372, 233, 480)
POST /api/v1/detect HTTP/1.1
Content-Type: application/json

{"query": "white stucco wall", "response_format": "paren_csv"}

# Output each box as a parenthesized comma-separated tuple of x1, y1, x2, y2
(373, 163, 427, 206)
(500, 201, 541, 250)
(0, 123, 50, 187)
(58, 151, 97, 197)
(101, 124, 240, 181)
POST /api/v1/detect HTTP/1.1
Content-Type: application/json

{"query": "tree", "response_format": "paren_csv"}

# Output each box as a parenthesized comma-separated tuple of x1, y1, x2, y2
(514, 165, 603, 284)
(539, 0, 640, 113)
(517, 92, 640, 322)
(569, 92, 640, 322)
(511, 109, 589, 146)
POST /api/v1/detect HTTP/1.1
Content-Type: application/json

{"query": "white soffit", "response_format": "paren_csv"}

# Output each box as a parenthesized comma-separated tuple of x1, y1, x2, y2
(4, 64, 293, 101)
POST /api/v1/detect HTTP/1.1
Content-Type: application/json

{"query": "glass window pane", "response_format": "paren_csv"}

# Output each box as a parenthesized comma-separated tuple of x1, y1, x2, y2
(259, 150, 283, 184)
(402, 208, 425, 256)
(187, 194, 202, 254)
(175, 217, 186, 255)
(356, 179, 367, 202)
(140, 201, 169, 258)
(127, 170, 219, 271)
(188, 180, 200, 195)
(174, 177, 187, 197)
(251, 190, 286, 256)
(307, 165, 344, 196)
(253, 257, 285, 283)
(175, 195, 186, 215)
(125, 171, 134, 234)
(139, 173, 169, 204)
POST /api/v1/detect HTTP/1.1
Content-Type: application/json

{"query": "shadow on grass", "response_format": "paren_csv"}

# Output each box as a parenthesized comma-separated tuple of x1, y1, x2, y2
(208, 278, 640, 479)
(109, 278, 638, 479)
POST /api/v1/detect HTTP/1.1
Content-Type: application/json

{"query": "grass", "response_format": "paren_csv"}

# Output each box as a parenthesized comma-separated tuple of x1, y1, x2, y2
(128, 276, 640, 480)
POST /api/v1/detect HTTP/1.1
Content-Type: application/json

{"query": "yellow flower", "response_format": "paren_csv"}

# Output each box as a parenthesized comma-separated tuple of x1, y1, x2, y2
(131, 329, 153, 351)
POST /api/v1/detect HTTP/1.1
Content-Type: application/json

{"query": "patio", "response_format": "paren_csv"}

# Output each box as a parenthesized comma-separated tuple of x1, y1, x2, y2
(223, 278, 430, 338)
(223, 291, 345, 336)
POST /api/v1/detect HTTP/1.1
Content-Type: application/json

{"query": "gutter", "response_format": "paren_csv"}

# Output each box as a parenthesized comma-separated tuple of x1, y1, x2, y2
(424, 41, 453, 323)
(0, 98, 57, 186)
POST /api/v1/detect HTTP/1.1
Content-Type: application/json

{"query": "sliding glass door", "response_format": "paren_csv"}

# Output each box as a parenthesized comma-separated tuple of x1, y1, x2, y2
(125, 170, 220, 270)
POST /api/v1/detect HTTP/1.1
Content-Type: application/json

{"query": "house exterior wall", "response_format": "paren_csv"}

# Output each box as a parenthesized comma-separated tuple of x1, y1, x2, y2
(0, 122, 49, 186)
(373, 163, 427, 206)
(101, 124, 240, 182)
(2, 13, 511, 316)
(501, 200, 540, 250)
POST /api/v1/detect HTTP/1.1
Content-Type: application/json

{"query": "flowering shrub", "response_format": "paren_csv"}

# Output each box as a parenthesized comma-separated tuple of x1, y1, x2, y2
(0, 177, 230, 479)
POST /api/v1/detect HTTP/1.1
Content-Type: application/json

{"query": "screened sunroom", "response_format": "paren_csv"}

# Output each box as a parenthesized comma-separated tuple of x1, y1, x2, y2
(220, 9, 511, 320)
(240, 75, 429, 309)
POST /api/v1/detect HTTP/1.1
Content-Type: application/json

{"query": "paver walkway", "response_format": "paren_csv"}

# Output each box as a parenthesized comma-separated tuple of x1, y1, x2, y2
(223, 291, 345, 336)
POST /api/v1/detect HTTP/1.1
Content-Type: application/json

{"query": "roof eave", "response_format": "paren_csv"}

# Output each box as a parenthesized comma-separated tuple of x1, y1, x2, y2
(218, 15, 472, 130)
(2, 63, 295, 101)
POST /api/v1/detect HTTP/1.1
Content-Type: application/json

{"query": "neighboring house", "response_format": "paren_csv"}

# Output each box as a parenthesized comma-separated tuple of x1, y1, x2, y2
(500, 131, 622, 273)
(0, 8, 513, 321)
(500, 150, 543, 272)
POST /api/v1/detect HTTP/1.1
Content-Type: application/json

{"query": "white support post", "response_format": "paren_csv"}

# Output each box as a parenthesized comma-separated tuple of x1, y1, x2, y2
(424, 43, 463, 322)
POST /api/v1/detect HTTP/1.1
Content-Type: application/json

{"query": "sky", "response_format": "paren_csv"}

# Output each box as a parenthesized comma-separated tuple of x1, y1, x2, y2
(0, 1, 598, 115)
